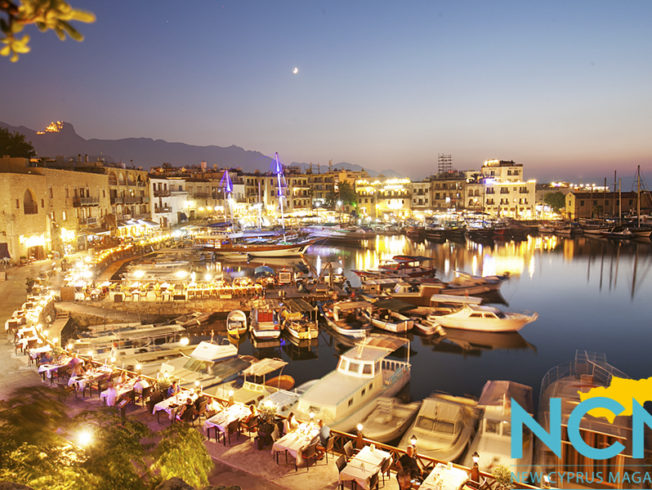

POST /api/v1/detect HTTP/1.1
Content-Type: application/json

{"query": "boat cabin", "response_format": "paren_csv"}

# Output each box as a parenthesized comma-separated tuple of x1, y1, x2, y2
(296, 335, 410, 428)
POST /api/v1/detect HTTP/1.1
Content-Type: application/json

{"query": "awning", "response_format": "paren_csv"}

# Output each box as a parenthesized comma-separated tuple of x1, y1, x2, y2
(242, 357, 287, 376)
(360, 334, 409, 352)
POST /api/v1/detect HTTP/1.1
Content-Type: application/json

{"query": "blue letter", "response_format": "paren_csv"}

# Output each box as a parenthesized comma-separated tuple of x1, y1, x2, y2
(632, 400, 652, 458)
(568, 397, 625, 460)
(512, 398, 561, 458)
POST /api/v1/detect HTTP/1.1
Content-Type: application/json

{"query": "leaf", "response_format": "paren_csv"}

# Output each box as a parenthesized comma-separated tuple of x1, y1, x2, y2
(70, 9, 96, 23)
(0, 46, 10, 56)
(61, 21, 83, 41)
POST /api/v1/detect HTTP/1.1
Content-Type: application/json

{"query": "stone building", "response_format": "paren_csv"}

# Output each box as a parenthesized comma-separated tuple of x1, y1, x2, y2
(149, 177, 188, 227)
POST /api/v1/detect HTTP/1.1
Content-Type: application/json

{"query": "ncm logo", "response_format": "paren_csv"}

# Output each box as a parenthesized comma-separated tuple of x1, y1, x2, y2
(511, 397, 651, 459)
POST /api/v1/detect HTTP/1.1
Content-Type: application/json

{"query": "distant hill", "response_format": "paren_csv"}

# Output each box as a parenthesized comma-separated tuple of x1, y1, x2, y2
(0, 121, 404, 177)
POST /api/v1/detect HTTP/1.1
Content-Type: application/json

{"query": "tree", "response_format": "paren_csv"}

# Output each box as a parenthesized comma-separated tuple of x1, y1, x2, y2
(0, 127, 36, 158)
(338, 182, 358, 206)
(544, 191, 565, 212)
(151, 423, 214, 489)
(1, 0, 95, 62)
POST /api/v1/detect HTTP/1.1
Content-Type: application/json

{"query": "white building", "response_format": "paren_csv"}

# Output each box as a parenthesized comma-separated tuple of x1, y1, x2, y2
(480, 160, 536, 218)
(149, 177, 188, 227)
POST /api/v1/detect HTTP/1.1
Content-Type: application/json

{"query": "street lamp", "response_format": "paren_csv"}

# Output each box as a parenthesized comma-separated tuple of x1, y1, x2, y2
(409, 434, 417, 447)
(75, 427, 94, 448)
(472, 451, 480, 464)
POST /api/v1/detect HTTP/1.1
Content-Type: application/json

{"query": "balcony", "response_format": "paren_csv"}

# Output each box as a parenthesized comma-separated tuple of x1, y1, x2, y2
(110, 196, 123, 205)
(123, 195, 144, 204)
(154, 206, 172, 214)
(73, 196, 100, 207)
(79, 216, 98, 226)
(153, 189, 171, 197)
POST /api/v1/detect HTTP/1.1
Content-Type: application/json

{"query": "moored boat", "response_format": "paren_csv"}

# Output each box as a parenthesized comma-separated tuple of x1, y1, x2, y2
(226, 310, 248, 337)
(294, 334, 412, 432)
(429, 304, 538, 333)
(250, 299, 282, 339)
(362, 308, 414, 333)
(321, 300, 374, 338)
(358, 397, 421, 443)
(399, 393, 480, 461)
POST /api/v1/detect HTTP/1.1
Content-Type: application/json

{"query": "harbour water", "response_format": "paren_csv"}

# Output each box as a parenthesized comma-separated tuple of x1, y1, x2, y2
(231, 235, 652, 405)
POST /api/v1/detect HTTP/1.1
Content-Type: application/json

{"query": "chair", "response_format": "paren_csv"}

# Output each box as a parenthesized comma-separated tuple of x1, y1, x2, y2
(369, 472, 379, 490)
(179, 405, 199, 426)
(380, 456, 392, 485)
(344, 440, 354, 460)
(323, 435, 335, 463)
(222, 419, 240, 445)
(299, 441, 320, 471)
(336, 455, 348, 490)
(239, 415, 259, 440)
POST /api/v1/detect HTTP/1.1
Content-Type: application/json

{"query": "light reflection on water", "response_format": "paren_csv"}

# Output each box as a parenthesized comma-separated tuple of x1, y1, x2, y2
(294, 236, 652, 402)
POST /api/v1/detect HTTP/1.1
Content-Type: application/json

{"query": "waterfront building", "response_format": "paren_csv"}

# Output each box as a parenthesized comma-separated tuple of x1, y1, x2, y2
(149, 177, 188, 227)
(565, 190, 651, 220)
(410, 180, 431, 211)
(429, 171, 466, 211)
(480, 160, 536, 218)
(104, 165, 150, 222)
(355, 177, 412, 219)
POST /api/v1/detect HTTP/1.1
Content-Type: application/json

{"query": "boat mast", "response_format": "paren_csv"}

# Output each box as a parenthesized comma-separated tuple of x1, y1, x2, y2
(637, 164, 641, 228)
(274, 152, 285, 233)
(618, 178, 622, 224)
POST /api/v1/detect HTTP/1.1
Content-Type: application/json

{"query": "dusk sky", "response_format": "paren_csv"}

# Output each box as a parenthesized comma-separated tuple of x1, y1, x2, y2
(2, 0, 651, 182)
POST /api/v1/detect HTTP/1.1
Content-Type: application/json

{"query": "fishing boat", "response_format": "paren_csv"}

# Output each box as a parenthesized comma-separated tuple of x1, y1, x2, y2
(250, 299, 282, 340)
(358, 397, 421, 443)
(209, 357, 294, 405)
(464, 380, 534, 473)
(226, 310, 248, 337)
(399, 393, 480, 461)
(362, 308, 414, 333)
(281, 298, 319, 341)
(294, 335, 411, 432)
(428, 305, 538, 333)
(321, 300, 374, 338)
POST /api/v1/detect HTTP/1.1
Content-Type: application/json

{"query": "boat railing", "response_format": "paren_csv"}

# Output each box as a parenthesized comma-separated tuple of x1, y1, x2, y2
(381, 358, 409, 372)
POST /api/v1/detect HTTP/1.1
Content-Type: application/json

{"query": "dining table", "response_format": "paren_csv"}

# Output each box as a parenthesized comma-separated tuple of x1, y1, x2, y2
(271, 422, 319, 464)
(38, 356, 72, 379)
(339, 445, 391, 490)
(420, 463, 471, 490)
(152, 390, 199, 416)
(203, 403, 251, 440)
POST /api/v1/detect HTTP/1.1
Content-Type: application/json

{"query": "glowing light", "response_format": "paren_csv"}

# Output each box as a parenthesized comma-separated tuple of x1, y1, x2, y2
(135, 363, 142, 371)
(75, 427, 93, 448)
(179, 337, 189, 346)
(292, 66, 299, 75)
(133, 269, 145, 279)
(174, 270, 188, 279)
(36, 121, 64, 134)
(356, 423, 363, 432)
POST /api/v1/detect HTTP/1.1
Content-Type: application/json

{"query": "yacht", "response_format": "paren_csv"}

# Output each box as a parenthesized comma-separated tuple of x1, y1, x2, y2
(294, 335, 411, 432)
(464, 380, 534, 473)
(399, 393, 480, 462)
(429, 305, 538, 333)
(361, 308, 414, 333)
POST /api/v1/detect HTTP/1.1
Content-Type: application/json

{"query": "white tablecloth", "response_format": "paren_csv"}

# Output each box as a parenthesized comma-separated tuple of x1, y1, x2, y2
(271, 422, 319, 462)
(420, 463, 470, 490)
(152, 391, 198, 415)
(203, 403, 251, 434)
(340, 445, 390, 490)
(37, 357, 72, 378)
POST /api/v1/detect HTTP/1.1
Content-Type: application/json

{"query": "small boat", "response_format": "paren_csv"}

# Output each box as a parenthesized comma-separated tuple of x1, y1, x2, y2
(429, 305, 538, 333)
(359, 397, 421, 443)
(321, 300, 374, 338)
(226, 310, 248, 337)
(413, 318, 447, 336)
(250, 299, 282, 339)
(362, 308, 414, 333)
(258, 379, 319, 418)
(399, 393, 480, 462)
(210, 357, 293, 405)
(207, 238, 316, 258)
(464, 380, 534, 473)
(295, 334, 412, 432)
(281, 298, 319, 341)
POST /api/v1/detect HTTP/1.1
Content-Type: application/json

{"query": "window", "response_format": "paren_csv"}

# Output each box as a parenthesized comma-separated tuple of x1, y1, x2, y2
(49, 187, 53, 198)
(485, 420, 499, 434)
(361, 388, 366, 396)
(348, 361, 360, 374)
(15, 199, 19, 209)
(62, 211, 67, 221)
(363, 364, 372, 375)
(348, 398, 353, 407)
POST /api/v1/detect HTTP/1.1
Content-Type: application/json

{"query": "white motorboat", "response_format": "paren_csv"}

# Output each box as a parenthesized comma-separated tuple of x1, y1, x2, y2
(362, 308, 414, 333)
(464, 380, 534, 474)
(226, 310, 248, 337)
(429, 305, 538, 333)
(250, 299, 282, 339)
(294, 335, 411, 432)
(359, 397, 421, 443)
(258, 379, 319, 418)
(399, 393, 480, 462)
(413, 318, 447, 336)
(321, 300, 374, 338)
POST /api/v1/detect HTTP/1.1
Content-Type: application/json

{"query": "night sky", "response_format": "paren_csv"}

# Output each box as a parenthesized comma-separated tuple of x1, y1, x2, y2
(1, 0, 651, 181)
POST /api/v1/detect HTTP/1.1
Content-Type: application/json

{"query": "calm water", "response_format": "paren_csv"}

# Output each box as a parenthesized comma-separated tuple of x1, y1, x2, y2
(232, 235, 652, 404)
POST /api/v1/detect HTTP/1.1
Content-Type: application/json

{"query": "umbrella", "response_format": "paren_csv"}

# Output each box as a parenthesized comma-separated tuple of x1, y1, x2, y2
(254, 266, 275, 278)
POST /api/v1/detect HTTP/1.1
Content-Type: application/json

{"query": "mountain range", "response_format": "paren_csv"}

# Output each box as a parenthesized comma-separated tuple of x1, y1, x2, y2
(0, 121, 402, 178)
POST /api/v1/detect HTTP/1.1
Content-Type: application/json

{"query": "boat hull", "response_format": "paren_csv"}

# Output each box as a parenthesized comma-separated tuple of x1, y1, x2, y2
(435, 313, 538, 333)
